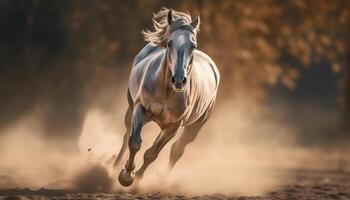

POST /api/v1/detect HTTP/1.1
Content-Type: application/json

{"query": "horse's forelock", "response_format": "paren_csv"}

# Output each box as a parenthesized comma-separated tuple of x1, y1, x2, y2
(143, 8, 196, 46)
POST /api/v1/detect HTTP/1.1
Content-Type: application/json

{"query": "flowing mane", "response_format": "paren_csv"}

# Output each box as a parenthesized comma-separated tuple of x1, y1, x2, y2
(142, 8, 197, 47)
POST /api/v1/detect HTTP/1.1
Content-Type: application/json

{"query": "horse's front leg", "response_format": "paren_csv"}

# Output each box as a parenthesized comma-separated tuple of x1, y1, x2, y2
(134, 122, 181, 183)
(118, 103, 150, 187)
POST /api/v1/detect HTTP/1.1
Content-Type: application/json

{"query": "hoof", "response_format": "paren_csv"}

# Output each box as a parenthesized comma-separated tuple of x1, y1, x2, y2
(118, 169, 134, 187)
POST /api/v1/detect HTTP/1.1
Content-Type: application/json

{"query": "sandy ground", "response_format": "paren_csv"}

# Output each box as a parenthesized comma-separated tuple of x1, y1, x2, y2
(0, 169, 349, 200)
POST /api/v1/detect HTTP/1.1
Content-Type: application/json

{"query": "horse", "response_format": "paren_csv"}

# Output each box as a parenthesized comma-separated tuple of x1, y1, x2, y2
(113, 8, 220, 187)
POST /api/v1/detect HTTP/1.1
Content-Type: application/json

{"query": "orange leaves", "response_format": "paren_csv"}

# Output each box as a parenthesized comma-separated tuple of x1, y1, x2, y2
(263, 64, 283, 86)
(255, 38, 278, 60)
(281, 68, 300, 90)
(63, 0, 349, 104)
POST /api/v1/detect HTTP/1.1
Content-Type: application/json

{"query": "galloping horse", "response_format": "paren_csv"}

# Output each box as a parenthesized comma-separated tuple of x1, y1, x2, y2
(113, 8, 220, 187)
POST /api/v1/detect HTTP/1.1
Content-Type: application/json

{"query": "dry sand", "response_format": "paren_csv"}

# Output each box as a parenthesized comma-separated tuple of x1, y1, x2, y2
(0, 169, 349, 200)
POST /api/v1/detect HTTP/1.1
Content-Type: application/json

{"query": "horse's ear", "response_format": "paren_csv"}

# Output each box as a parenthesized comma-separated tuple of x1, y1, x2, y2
(191, 14, 200, 30)
(167, 9, 174, 25)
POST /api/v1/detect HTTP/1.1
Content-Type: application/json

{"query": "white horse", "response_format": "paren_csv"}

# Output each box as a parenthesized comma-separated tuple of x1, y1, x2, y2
(114, 8, 220, 187)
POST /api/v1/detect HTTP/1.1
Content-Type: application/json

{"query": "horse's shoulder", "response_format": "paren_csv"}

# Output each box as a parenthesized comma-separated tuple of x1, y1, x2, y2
(133, 43, 163, 66)
(193, 50, 220, 86)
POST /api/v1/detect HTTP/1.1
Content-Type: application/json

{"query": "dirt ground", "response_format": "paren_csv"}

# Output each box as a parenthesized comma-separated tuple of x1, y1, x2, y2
(0, 169, 349, 200)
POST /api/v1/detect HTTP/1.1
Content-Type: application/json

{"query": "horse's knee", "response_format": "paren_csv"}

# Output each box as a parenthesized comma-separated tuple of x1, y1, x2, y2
(128, 135, 142, 152)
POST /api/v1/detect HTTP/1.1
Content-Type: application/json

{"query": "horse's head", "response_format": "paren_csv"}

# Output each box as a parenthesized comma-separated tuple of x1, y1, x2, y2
(166, 10, 200, 93)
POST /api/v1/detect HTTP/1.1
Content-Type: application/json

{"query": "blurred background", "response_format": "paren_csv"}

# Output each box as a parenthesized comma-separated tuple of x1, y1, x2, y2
(0, 0, 350, 191)
(1, 0, 349, 145)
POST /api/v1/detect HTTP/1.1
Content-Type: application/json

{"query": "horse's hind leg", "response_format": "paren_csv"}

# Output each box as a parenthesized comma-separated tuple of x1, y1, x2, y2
(168, 121, 204, 170)
(118, 103, 150, 187)
(113, 106, 132, 168)
(113, 89, 134, 168)
(168, 100, 215, 170)
(134, 122, 181, 182)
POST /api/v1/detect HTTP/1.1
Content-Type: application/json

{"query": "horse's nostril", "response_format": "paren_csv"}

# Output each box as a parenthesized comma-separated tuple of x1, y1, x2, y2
(171, 76, 176, 84)
(182, 77, 187, 84)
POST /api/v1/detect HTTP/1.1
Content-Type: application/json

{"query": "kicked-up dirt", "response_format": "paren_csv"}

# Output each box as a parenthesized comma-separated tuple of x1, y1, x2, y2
(0, 169, 349, 200)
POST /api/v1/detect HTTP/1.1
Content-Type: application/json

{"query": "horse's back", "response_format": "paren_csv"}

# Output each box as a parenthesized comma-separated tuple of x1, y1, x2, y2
(133, 43, 163, 66)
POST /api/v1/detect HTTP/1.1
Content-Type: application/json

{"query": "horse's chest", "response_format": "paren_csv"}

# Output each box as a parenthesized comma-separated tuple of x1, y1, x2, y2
(163, 98, 187, 118)
(143, 95, 189, 124)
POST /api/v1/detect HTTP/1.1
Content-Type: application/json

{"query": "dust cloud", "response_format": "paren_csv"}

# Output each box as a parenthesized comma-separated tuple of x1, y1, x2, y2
(0, 87, 349, 196)
(135, 98, 350, 195)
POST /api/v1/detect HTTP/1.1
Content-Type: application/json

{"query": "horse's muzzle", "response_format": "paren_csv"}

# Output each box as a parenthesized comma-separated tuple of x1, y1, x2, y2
(171, 76, 187, 92)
